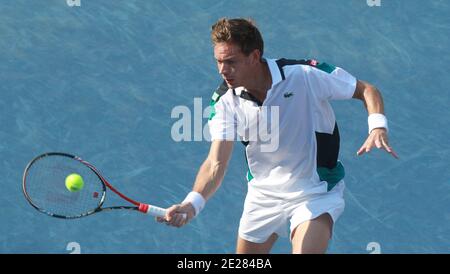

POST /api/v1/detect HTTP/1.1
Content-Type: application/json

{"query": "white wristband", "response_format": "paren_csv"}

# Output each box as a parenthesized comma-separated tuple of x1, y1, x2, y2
(182, 191, 206, 217)
(368, 113, 388, 134)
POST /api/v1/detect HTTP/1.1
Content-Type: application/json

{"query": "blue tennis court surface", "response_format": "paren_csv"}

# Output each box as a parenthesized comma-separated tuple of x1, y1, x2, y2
(1, 0, 449, 253)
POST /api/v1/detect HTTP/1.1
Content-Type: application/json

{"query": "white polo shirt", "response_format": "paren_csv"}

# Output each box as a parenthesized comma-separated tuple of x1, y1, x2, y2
(208, 58, 357, 198)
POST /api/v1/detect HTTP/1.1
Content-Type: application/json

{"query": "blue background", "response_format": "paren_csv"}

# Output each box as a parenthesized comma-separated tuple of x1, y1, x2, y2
(1, 0, 449, 253)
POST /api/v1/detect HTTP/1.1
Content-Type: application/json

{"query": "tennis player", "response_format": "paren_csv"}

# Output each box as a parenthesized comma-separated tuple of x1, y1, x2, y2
(160, 18, 398, 254)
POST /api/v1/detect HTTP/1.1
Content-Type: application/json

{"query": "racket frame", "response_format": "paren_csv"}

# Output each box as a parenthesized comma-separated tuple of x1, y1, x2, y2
(22, 152, 166, 219)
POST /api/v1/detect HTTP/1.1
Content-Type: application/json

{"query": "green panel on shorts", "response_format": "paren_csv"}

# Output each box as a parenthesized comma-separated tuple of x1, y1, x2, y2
(317, 161, 345, 191)
(316, 62, 336, 74)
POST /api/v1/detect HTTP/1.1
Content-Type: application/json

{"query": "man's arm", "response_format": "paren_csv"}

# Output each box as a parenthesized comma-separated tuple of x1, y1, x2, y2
(192, 140, 234, 200)
(353, 80, 398, 159)
(161, 140, 234, 227)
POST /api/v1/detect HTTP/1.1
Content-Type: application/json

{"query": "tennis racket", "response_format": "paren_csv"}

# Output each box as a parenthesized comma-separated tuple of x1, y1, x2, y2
(22, 152, 168, 219)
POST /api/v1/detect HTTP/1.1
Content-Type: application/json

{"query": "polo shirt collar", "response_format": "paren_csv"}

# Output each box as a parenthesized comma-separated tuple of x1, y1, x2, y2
(264, 58, 283, 88)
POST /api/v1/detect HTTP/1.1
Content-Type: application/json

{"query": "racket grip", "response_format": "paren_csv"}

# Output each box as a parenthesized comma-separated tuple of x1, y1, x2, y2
(139, 203, 187, 220)
(138, 204, 166, 217)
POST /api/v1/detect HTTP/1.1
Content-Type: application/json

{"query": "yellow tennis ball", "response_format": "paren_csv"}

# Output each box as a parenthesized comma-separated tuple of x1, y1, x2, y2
(65, 173, 84, 192)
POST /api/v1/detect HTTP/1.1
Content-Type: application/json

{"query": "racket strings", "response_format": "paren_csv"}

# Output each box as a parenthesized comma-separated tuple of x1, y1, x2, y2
(24, 156, 104, 218)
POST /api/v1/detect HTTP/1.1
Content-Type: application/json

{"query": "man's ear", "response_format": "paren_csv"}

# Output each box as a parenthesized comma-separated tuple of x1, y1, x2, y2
(250, 49, 261, 64)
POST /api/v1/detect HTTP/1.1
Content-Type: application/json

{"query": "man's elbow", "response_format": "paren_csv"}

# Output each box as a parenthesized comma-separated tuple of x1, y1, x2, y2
(353, 80, 379, 101)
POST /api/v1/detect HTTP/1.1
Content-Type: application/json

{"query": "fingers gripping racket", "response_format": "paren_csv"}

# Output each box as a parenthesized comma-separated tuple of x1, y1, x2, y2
(22, 152, 167, 219)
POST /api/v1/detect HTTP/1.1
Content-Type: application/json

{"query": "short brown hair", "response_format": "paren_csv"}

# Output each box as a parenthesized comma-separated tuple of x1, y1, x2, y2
(211, 18, 264, 56)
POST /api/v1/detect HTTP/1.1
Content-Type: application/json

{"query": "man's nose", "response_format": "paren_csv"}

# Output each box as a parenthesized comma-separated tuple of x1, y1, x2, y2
(219, 63, 230, 75)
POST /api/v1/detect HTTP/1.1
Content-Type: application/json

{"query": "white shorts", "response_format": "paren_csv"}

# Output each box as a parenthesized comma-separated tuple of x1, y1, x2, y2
(238, 180, 345, 243)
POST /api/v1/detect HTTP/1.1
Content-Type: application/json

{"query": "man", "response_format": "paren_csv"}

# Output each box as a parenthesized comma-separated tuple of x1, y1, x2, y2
(159, 18, 398, 254)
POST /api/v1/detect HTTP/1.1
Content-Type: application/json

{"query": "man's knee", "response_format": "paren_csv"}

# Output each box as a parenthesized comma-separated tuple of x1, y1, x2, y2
(236, 233, 278, 254)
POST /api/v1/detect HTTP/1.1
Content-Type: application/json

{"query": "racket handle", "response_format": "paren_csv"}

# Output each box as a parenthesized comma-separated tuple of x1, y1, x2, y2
(139, 203, 188, 220)
(138, 204, 166, 217)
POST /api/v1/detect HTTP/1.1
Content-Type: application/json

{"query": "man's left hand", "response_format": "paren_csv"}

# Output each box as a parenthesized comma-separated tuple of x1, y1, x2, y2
(357, 128, 399, 159)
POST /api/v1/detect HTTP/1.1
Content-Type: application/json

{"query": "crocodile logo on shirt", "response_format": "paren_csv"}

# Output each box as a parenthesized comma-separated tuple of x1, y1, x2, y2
(283, 92, 294, 98)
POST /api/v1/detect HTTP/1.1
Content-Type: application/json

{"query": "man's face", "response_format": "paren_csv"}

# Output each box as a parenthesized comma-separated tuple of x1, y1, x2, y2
(214, 42, 257, 89)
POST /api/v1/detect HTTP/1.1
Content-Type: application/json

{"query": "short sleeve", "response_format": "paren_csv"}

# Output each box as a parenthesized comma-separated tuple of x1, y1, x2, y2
(305, 64, 357, 101)
(208, 93, 237, 141)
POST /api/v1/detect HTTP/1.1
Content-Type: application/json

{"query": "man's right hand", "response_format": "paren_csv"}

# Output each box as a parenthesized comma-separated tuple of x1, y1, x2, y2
(156, 203, 195, 228)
